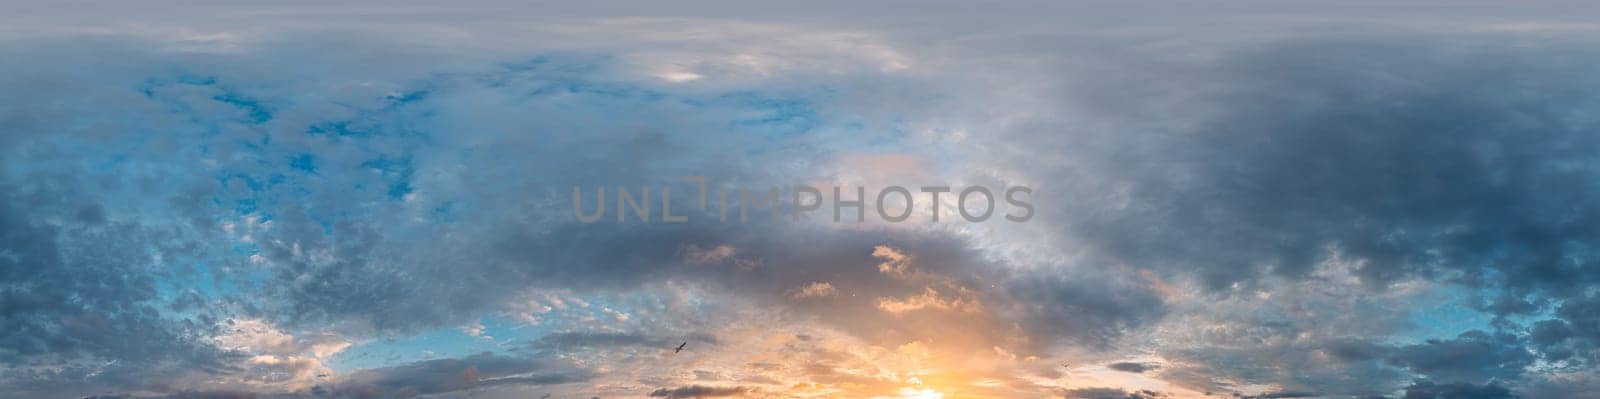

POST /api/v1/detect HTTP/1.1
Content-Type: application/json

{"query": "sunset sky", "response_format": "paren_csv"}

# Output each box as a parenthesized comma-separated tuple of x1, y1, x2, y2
(5, 2, 1600, 398)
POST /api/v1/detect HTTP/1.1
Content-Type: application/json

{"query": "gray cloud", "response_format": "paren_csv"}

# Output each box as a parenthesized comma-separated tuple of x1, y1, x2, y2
(1387, 330, 1532, 383)
(2, 33, 1165, 396)
(0, 182, 239, 397)
(1400, 381, 1515, 399)
(1107, 362, 1159, 373)
(1038, 37, 1600, 295)
(1239, 392, 1319, 399)
(1003, 270, 1167, 347)
(976, 35, 1600, 393)
(8, 6, 1600, 399)
(71, 353, 591, 399)
(529, 331, 717, 352)
(1063, 387, 1167, 399)
(313, 353, 591, 398)
(1543, 292, 1600, 365)
(648, 384, 751, 398)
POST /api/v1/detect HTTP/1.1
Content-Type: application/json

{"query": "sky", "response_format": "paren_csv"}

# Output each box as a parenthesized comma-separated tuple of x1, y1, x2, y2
(4, 1, 1600, 398)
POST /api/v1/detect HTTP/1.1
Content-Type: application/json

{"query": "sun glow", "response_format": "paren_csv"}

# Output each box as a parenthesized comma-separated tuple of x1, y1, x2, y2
(896, 387, 944, 399)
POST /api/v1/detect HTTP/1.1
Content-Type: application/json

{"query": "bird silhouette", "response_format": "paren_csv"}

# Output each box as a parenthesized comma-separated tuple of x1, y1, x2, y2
(674, 341, 687, 353)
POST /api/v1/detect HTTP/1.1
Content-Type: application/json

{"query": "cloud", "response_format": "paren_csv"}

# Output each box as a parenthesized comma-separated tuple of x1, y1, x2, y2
(1003, 270, 1167, 346)
(1063, 387, 1167, 399)
(789, 282, 837, 299)
(1544, 291, 1600, 364)
(872, 244, 914, 278)
(0, 180, 240, 397)
(1107, 362, 1159, 374)
(0, 25, 1160, 399)
(1387, 330, 1533, 383)
(648, 384, 752, 398)
(1240, 392, 1319, 399)
(682, 244, 737, 265)
(529, 331, 716, 352)
(1400, 381, 1515, 399)
(1010, 37, 1600, 298)
(92, 391, 272, 399)
(876, 286, 983, 314)
(949, 34, 1600, 396)
(8, 6, 1600, 399)
(317, 353, 592, 398)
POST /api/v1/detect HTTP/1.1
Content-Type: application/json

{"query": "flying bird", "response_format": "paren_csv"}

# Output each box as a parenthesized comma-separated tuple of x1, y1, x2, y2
(674, 341, 687, 353)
